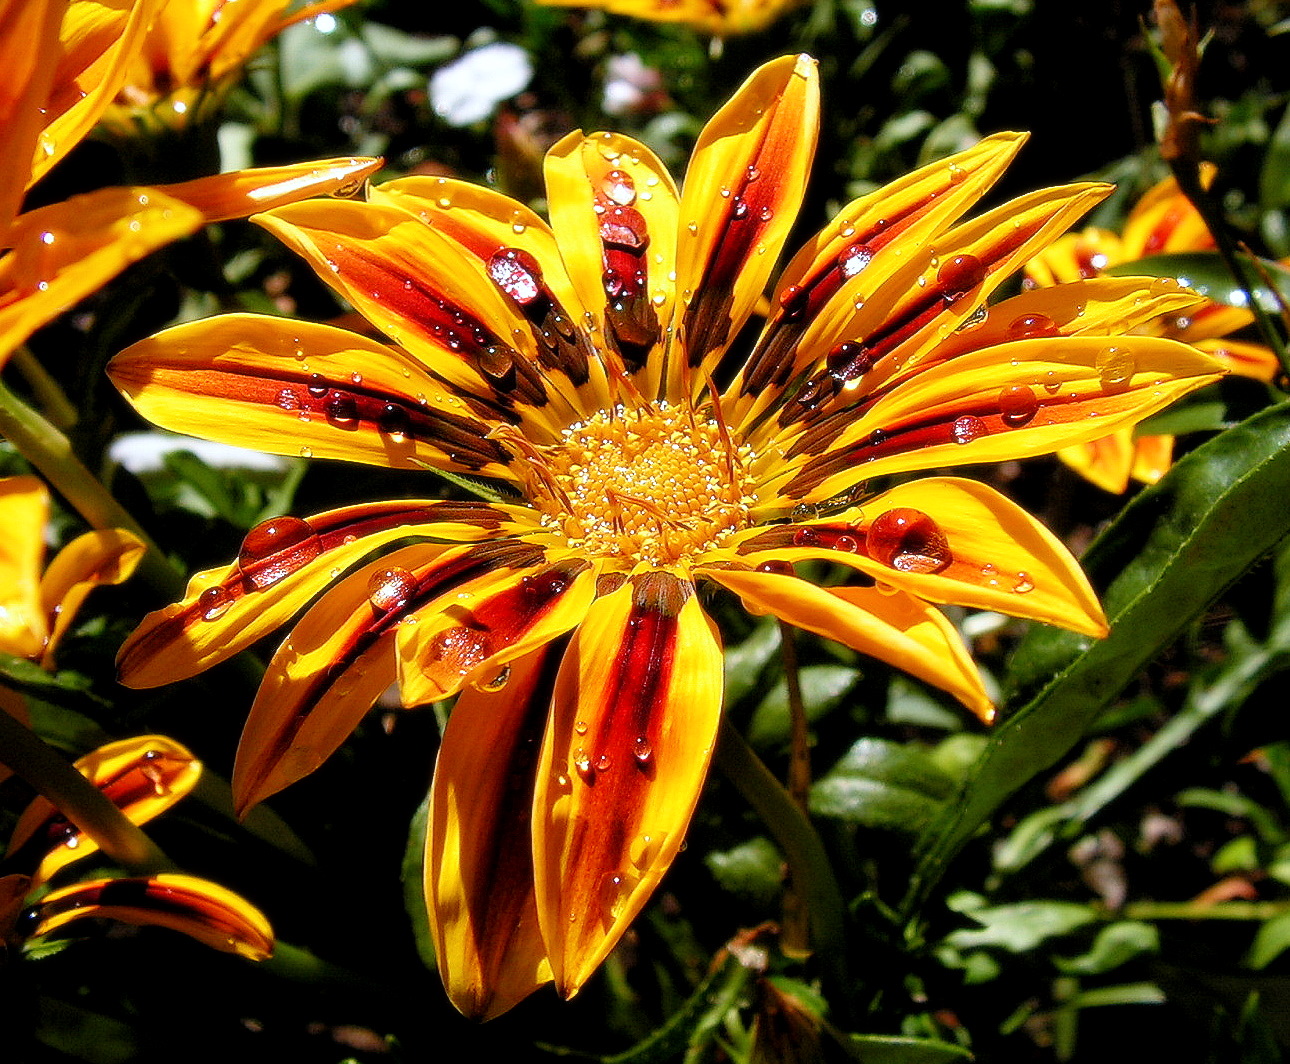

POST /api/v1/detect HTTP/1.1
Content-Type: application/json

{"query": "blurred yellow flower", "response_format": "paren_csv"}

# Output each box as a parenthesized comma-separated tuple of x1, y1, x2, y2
(537, 0, 809, 36)
(1025, 167, 1278, 492)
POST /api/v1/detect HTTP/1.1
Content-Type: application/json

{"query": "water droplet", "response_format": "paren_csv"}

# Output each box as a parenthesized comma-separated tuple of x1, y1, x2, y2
(324, 392, 359, 428)
(599, 872, 626, 918)
(633, 736, 653, 764)
(237, 516, 322, 590)
(276, 388, 299, 411)
(1012, 571, 1035, 594)
(306, 374, 329, 398)
(480, 664, 510, 691)
(1095, 345, 1135, 390)
(574, 720, 588, 735)
(998, 384, 1040, 426)
(756, 559, 795, 576)
(488, 247, 544, 307)
(952, 415, 988, 444)
(198, 585, 234, 620)
(1006, 312, 1060, 341)
(601, 168, 636, 205)
(825, 341, 873, 383)
(937, 253, 987, 302)
(867, 508, 953, 574)
(948, 163, 968, 185)
(573, 748, 594, 783)
(838, 242, 874, 279)
(595, 753, 611, 772)
(377, 403, 410, 439)
(599, 205, 649, 250)
(367, 566, 418, 612)
(424, 626, 492, 687)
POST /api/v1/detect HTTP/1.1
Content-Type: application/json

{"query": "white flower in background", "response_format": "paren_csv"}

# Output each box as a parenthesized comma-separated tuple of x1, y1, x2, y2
(429, 42, 533, 126)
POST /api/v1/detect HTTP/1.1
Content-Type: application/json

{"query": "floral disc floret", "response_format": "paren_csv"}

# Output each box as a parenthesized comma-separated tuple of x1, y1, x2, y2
(529, 399, 758, 567)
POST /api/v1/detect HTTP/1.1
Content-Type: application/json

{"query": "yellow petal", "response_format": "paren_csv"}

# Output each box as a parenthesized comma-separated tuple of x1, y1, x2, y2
(0, 476, 49, 658)
(544, 131, 680, 397)
(26, 873, 274, 960)
(672, 55, 819, 394)
(117, 499, 513, 688)
(395, 556, 598, 707)
(8, 736, 200, 886)
(160, 156, 382, 223)
(0, 188, 204, 369)
(705, 566, 992, 720)
(739, 476, 1107, 636)
(774, 334, 1224, 503)
(108, 314, 516, 478)
(232, 540, 545, 814)
(532, 572, 723, 997)
(39, 529, 144, 669)
(733, 131, 1027, 425)
(256, 198, 594, 426)
(426, 647, 555, 1020)
(1022, 228, 1123, 286)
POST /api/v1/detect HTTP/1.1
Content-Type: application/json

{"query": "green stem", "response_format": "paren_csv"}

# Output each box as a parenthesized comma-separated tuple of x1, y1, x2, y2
(1121, 900, 1290, 921)
(0, 708, 170, 874)
(715, 719, 848, 987)
(0, 376, 183, 599)
(10, 347, 77, 431)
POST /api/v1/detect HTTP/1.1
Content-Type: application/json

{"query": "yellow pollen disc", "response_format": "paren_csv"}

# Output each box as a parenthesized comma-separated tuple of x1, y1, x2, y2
(532, 401, 758, 566)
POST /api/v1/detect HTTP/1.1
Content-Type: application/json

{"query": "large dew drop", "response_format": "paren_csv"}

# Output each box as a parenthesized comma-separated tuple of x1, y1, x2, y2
(867, 508, 952, 574)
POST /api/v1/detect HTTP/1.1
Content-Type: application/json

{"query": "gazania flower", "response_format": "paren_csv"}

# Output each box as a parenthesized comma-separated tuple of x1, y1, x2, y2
(537, 0, 807, 36)
(102, 0, 362, 133)
(108, 55, 1222, 1018)
(1, 734, 274, 960)
(1024, 167, 1280, 492)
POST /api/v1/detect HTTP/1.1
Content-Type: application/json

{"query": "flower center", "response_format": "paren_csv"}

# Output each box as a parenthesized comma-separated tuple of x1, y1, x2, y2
(531, 401, 757, 567)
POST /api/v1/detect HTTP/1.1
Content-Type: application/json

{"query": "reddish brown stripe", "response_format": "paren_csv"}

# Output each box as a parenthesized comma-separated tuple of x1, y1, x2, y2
(328, 243, 551, 407)
(116, 501, 504, 676)
(27, 879, 259, 940)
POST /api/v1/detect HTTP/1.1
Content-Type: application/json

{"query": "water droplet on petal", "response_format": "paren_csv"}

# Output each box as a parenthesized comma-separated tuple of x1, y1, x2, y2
(1095, 345, 1135, 390)
(198, 586, 234, 620)
(601, 168, 636, 205)
(367, 566, 418, 612)
(867, 508, 953, 574)
(1007, 312, 1060, 340)
(998, 384, 1040, 426)
(633, 736, 653, 764)
(952, 415, 987, 444)
(1012, 571, 1035, 594)
(238, 516, 321, 590)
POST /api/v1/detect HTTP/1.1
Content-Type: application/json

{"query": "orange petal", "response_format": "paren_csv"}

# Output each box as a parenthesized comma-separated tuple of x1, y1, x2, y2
(108, 314, 517, 478)
(39, 528, 144, 669)
(426, 647, 556, 1019)
(395, 556, 598, 707)
(738, 476, 1107, 636)
(672, 55, 819, 393)
(532, 572, 723, 997)
(704, 566, 992, 721)
(0, 187, 204, 368)
(117, 499, 514, 688)
(25, 873, 274, 960)
(8, 736, 200, 886)
(160, 156, 383, 223)
(733, 131, 1027, 424)
(0, 476, 49, 659)
(544, 131, 680, 395)
(232, 540, 546, 814)
(1057, 432, 1136, 494)
(255, 198, 593, 426)
(0, 0, 63, 231)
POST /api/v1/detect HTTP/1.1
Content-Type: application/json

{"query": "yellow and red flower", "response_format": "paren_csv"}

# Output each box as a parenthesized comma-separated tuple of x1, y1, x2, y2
(103, 0, 362, 133)
(537, 0, 808, 36)
(1024, 167, 1279, 492)
(108, 56, 1222, 1017)
(0, 734, 274, 960)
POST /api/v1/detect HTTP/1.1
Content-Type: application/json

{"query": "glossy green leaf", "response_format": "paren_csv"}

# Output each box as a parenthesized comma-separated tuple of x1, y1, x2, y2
(811, 738, 957, 834)
(704, 837, 784, 908)
(943, 898, 1098, 953)
(1054, 922, 1159, 976)
(841, 1034, 974, 1063)
(1107, 251, 1290, 313)
(747, 664, 859, 749)
(905, 401, 1290, 916)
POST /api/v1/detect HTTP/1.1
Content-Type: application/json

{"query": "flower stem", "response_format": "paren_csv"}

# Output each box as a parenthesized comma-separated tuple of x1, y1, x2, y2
(0, 708, 170, 874)
(10, 347, 78, 431)
(715, 719, 848, 987)
(0, 375, 183, 599)
(777, 620, 813, 958)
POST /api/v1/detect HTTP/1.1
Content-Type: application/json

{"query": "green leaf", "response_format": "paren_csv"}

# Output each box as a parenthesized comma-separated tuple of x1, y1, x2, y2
(401, 792, 437, 972)
(1247, 910, 1290, 969)
(705, 837, 784, 908)
(810, 738, 957, 834)
(1054, 922, 1159, 975)
(841, 1034, 974, 1063)
(943, 901, 1098, 953)
(747, 664, 858, 749)
(905, 402, 1290, 916)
